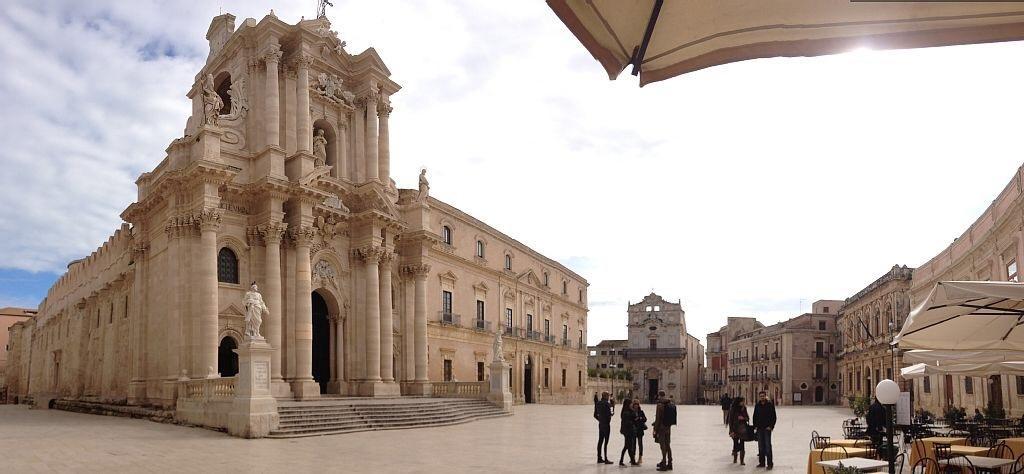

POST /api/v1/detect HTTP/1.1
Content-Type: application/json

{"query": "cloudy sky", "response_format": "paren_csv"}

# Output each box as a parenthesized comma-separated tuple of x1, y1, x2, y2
(3, 1, 1024, 350)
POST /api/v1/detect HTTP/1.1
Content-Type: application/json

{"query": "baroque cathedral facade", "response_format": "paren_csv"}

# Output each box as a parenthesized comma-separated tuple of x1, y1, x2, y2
(6, 12, 589, 407)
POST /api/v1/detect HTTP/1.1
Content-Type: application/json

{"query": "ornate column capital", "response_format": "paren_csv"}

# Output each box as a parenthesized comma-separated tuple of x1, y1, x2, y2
(292, 53, 314, 70)
(289, 226, 317, 246)
(262, 43, 283, 64)
(401, 263, 432, 278)
(259, 221, 288, 245)
(354, 245, 384, 263)
(377, 101, 393, 117)
(196, 209, 222, 232)
(379, 250, 396, 265)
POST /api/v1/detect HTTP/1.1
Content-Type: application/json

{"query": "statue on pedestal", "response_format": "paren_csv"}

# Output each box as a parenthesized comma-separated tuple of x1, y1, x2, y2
(493, 330, 506, 363)
(417, 168, 429, 202)
(202, 73, 224, 126)
(313, 129, 328, 167)
(243, 282, 268, 341)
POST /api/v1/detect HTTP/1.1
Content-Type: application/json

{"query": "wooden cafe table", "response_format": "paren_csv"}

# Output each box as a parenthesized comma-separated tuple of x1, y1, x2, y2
(828, 439, 871, 448)
(950, 445, 991, 457)
(909, 437, 968, 472)
(807, 447, 870, 474)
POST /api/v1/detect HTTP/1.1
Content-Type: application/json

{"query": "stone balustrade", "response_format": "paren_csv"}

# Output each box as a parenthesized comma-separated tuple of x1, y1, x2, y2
(179, 377, 237, 401)
(176, 376, 237, 429)
(429, 381, 488, 398)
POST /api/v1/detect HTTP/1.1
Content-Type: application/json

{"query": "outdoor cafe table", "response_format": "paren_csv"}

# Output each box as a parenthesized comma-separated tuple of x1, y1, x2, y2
(807, 447, 870, 474)
(950, 445, 991, 456)
(939, 455, 1014, 472)
(816, 457, 889, 473)
(828, 439, 871, 448)
(909, 437, 968, 470)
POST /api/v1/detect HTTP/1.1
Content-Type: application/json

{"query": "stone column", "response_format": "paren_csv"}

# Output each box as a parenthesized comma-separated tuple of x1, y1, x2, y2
(259, 222, 289, 397)
(363, 90, 379, 182)
(295, 54, 312, 153)
(333, 314, 345, 383)
(291, 226, 319, 399)
(402, 264, 431, 395)
(379, 251, 395, 382)
(361, 246, 383, 383)
(197, 209, 221, 378)
(377, 100, 391, 182)
(263, 43, 283, 148)
(336, 119, 348, 179)
(128, 242, 148, 403)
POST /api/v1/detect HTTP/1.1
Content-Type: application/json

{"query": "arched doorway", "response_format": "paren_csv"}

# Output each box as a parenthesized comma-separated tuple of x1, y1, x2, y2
(524, 355, 534, 403)
(646, 368, 662, 403)
(217, 336, 238, 377)
(311, 291, 332, 393)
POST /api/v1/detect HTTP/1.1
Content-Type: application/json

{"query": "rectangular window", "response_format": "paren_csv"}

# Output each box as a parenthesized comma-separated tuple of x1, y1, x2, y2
(561, 368, 566, 387)
(818, 321, 826, 330)
(444, 359, 453, 382)
(505, 308, 513, 329)
(544, 367, 550, 388)
(649, 339, 657, 349)
(924, 376, 931, 393)
(476, 300, 485, 324)
(442, 290, 453, 315)
(579, 289, 583, 303)
(579, 329, 583, 347)
(578, 370, 582, 387)
(886, 368, 893, 380)
(965, 376, 974, 394)
(109, 303, 113, 324)
(815, 364, 823, 378)
(856, 372, 862, 391)
(1017, 376, 1024, 395)
(815, 341, 824, 356)
(477, 361, 485, 382)
(1010, 260, 1019, 282)
(544, 319, 551, 337)
(527, 314, 534, 333)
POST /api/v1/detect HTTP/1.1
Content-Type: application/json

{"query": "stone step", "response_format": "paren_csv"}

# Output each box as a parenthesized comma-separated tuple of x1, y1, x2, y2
(278, 411, 502, 428)
(278, 408, 503, 425)
(267, 412, 511, 438)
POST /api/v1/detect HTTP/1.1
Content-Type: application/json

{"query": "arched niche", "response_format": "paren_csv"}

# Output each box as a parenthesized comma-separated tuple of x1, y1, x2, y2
(214, 71, 232, 115)
(312, 118, 337, 170)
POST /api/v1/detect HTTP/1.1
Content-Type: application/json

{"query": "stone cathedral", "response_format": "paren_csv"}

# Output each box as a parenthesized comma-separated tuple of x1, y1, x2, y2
(6, 12, 589, 408)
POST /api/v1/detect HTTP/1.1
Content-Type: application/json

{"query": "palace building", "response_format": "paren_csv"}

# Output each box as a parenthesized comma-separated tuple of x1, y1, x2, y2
(5, 12, 588, 409)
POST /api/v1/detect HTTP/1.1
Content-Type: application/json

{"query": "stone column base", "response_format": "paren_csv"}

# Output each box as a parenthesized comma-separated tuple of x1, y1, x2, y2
(357, 380, 402, 397)
(128, 381, 147, 405)
(290, 379, 321, 400)
(488, 360, 513, 412)
(401, 381, 433, 396)
(326, 380, 351, 396)
(271, 380, 293, 399)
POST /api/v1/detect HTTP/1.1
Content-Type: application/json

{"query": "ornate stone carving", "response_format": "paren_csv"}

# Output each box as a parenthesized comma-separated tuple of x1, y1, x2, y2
(262, 43, 283, 64)
(201, 73, 223, 126)
(314, 215, 340, 241)
(313, 128, 328, 167)
(290, 226, 318, 246)
(354, 245, 384, 263)
(402, 263, 432, 277)
(493, 330, 506, 363)
(196, 209, 222, 232)
(377, 101, 393, 117)
(313, 72, 354, 105)
(313, 259, 336, 280)
(243, 282, 268, 341)
(417, 168, 429, 202)
(223, 76, 248, 120)
(379, 250, 395, 264)
(258, 221, 288, 245)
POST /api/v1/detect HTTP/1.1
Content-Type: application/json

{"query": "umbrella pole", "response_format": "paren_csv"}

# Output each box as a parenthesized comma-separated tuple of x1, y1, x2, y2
(630, 0, 664, 76)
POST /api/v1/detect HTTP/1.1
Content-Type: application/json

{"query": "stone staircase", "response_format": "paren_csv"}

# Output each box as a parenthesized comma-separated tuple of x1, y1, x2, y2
(267, 398, 509, 438)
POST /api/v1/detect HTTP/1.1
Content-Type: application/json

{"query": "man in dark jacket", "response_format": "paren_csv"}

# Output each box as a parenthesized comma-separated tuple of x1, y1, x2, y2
(594, 391, 613, 464)
(866, 397, 887, 448)
(654, 390, 675, 471)
(753, 391, 777, 470)
(721, 393, 733, 424)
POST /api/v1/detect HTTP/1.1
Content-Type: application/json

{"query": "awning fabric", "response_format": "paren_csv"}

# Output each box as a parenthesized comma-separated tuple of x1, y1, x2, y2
(902, 349, 1024, 365)
(894, 281, 1024, 351)
(547, 0, 1024, 86)
(901, 361, 1024, 379)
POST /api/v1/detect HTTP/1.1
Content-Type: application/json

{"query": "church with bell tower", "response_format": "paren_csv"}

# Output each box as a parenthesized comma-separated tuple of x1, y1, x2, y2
(5, 11, 590, 411)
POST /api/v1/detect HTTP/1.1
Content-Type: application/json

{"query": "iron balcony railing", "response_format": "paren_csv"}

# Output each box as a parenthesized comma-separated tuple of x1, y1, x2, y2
(438, 312, 461, 327)
(526, 330, 542, 341)
(728, 375, 750, 382)
(473, 319, 491, 332)
(544, 334, 557, 344)
(502, 325, 514, 336)
(624, 348, 687, 359)
(562, 339, 574, 349)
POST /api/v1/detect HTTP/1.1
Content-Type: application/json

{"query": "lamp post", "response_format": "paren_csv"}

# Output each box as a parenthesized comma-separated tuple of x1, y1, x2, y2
(876, 379, 900, 474)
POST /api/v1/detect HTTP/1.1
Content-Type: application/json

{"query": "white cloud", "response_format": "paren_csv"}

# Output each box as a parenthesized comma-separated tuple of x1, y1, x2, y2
(2, 1, 1024, 351)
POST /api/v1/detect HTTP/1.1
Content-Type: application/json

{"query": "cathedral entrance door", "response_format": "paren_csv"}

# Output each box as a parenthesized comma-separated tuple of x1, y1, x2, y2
(648, 379, 659, 403)
(311, 291, 332, 394)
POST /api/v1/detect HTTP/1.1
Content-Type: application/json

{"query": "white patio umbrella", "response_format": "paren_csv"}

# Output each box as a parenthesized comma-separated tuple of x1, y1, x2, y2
(547, 0, 1024, 86)
(902, 349, 1024, 365)
(900, 361, 1024, 380)
(893, 281, 1024, 351)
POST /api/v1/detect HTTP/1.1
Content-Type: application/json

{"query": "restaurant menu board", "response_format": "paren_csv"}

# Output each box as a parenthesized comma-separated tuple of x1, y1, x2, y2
(897, 392, 911, 425)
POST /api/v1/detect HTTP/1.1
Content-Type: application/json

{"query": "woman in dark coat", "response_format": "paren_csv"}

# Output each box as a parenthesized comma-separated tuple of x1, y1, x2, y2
(632, 400, 648, 465)
(728, 396, 750, 465)
(618, 398, 638, 466)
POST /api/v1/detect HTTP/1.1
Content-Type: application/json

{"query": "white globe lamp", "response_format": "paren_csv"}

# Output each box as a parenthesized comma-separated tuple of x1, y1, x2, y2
(875, 379, 900, 473)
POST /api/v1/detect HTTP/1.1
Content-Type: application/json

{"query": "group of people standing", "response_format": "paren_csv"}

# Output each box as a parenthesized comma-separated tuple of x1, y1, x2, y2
(594, 391, 677, 471)
(720, 391, 777, 470)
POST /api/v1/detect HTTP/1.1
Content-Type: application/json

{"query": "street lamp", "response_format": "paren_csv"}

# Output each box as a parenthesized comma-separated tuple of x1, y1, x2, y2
(876, 379, 900, 474)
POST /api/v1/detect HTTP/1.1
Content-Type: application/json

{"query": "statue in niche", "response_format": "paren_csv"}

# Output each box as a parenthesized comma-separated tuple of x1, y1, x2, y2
(417, 168, 430, 202)
(313, 128, 328, 167)
(225, 77, 248, 119)
(243, 282, 268, 341)
(201, 73, 223, 126)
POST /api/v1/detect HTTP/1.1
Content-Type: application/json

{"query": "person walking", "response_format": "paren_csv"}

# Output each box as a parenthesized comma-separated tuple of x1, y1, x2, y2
(720, 393, 732, 424)
(594, 391, 614, 464)
(728, 396, 750, 465)
(654, 390, 676, 472)
(866, 396, 887, 449)
(753, 391, 776, 470)
(618, 397, 638, 466)
(632, 400, 648, 465)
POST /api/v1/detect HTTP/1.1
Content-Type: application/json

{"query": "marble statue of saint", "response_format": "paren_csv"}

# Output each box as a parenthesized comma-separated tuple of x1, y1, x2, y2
(493, 330, 506, 363)
(417, 168, 429, 201)
(243, 282, 268, 340)
(202, 73, 224, 126)
(313, 129, 328, 167)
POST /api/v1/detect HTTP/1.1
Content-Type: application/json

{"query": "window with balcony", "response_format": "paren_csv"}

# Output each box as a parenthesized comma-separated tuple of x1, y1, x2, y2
(818, 320, 826, 331)
(476, 300, 485, 329)
(505, 308, 513, 329)
(815, 364, 823, 379)
(815, 341, 824, 357)
(442, 290, 453, 319)
(544, 367, 550, 388)
(578, 329, 583, 348)
(527, 314, 534, 333)
(544, 319, 551, 337)
(562, 324, 568, 342)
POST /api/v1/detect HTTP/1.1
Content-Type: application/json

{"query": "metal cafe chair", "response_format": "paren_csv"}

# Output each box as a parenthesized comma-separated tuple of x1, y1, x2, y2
(939, 454, 976, 474)
(1009, 452, 1024, 474)
(987, 442, 1014, 461)
(911, 457, 940, 474)
(934, 443, 953, 462)
(819, 445, 849, 464)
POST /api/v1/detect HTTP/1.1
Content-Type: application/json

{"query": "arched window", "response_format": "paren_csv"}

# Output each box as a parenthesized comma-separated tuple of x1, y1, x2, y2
(442, 226, 453, 245)
(476, 240, 484, 258)
(504, 254, 512, 270)
(218, 336, 239, 377)
(218, 247, 239, 284)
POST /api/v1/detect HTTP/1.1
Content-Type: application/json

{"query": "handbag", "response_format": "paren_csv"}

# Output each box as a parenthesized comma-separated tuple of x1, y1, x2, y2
(743, 424, 757, 442)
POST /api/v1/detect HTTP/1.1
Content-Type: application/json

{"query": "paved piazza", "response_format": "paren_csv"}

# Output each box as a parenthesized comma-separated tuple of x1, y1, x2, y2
(3, 404, 854, 473)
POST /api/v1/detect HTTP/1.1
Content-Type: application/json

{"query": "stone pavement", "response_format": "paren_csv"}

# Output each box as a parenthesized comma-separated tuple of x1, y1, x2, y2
(1, 403, 855, 473)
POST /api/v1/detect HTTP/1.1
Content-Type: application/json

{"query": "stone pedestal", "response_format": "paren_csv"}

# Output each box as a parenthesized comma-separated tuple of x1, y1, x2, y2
(402, 381, 433, 396)
(487, 360, 513, 412)
(358, 380, 402, 397)
(228, 340, 279, 438)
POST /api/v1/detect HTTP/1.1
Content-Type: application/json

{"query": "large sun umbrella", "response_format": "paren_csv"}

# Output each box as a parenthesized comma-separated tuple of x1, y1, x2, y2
(901, 361, 1024, 380)
(547, 0, 1024, 86)
(894, 281, 1024, 351)
(902, 349, 1024, 365)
